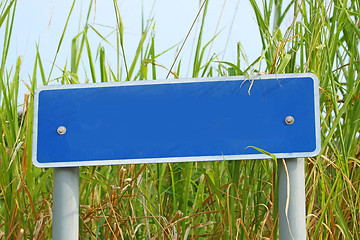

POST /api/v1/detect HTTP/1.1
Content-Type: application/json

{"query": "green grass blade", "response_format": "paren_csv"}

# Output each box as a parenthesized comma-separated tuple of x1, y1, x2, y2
(99, 46, 108, 82)
(47, 0, 76, 83)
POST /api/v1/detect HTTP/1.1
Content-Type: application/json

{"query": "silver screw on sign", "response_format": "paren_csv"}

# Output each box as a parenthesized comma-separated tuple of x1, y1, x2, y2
(57, 126, 67, 135)
(285, 116, 295, 125)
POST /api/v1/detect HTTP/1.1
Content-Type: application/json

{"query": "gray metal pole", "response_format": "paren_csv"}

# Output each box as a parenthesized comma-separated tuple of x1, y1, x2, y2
(53, 167, 79, 240)
(278, 158, 307, 240)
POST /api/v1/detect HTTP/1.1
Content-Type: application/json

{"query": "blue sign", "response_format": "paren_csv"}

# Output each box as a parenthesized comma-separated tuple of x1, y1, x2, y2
(32, 73, 320, 168)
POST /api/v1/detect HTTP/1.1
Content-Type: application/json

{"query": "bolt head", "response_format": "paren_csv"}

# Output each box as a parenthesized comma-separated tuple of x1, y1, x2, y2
(285, 116, 294, 125)
(57, 126, 67, 135)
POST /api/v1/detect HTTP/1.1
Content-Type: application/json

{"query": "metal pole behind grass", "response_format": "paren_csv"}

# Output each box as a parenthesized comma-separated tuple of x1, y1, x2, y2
(278, 158, 307, 239)
(53, 167, 79, 240)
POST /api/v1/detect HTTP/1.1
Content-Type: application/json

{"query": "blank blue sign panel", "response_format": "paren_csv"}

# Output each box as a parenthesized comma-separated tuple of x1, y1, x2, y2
(32, 74, 320, 167)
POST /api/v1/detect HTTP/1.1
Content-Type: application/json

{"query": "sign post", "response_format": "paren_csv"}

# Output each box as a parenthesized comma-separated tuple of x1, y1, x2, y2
(278, 158, 307, 239)
(52, 167, 79, 240)
(32, 73, 320, 239)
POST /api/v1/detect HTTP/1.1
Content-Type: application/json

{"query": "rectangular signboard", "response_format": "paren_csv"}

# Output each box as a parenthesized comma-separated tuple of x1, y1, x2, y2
(32, 73, 320, 168)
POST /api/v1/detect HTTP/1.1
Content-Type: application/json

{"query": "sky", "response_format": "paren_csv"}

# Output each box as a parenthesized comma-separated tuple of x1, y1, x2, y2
(7, 0, 266, 102)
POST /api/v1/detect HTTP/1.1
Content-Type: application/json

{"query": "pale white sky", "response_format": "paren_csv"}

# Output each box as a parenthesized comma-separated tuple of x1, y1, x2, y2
(7, 0, 273, 103)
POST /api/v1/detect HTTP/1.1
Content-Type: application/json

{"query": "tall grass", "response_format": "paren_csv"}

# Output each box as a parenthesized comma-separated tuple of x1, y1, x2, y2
(0, 0, 359, 239)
